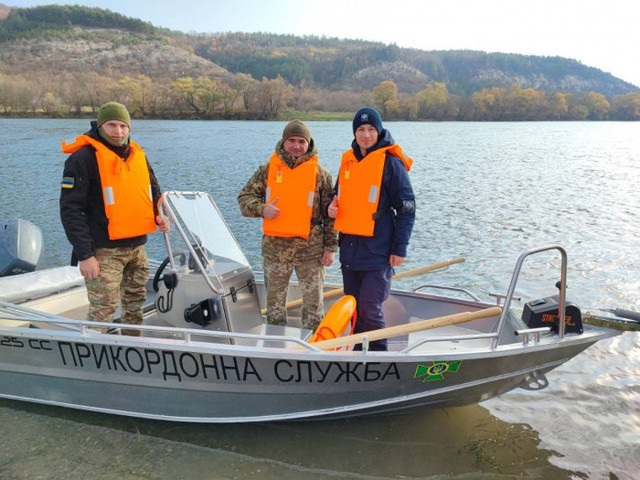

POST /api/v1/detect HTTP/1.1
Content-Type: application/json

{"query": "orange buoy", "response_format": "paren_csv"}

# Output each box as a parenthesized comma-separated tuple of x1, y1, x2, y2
(310, 295, 357, 345)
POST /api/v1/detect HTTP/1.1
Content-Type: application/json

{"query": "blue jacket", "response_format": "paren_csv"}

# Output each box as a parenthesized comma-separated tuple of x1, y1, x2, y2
(336, 129, 415, 271)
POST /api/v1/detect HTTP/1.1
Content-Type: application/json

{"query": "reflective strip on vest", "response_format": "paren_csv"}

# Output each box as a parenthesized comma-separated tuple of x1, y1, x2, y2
(334, 144, 412, 237)
(263, 152, 318, 238)
(104, 186, 115, 205)
(61, 134, 157, 240)
(368, 185, 378, 203)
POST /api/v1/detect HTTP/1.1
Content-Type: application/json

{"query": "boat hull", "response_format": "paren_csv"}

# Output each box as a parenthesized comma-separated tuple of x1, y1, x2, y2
(0, 327, 610, 422)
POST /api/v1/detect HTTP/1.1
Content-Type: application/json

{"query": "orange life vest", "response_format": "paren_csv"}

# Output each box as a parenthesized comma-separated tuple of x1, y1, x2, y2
(263, 152, 318, 238)
(61, 135, 157, 240)
(334, 144, 412, 236)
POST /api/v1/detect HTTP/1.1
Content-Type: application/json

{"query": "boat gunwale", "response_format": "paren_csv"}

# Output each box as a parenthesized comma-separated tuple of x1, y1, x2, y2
(0, 281, 622, 363)
(0, 318, 618, 364)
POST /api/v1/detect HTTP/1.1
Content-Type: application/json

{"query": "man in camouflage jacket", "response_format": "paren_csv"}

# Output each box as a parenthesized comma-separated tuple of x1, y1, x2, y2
(238, 121, 338, 330)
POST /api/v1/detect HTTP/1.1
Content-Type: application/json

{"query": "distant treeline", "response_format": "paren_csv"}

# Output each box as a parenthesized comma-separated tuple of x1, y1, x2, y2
(1, 72, 639, 121)
(1, 5, 639, 121)
(0, 4, 156, 41)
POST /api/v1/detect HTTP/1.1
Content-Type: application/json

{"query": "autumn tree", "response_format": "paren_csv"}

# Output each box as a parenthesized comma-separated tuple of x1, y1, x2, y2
(117, 75, 153, 117)
(507, 84, 546, 120)
(611, 92, 640, 120)
(78, 72, 118, 113)
(454, 95, 475, 121)
(415, 82, 450, 120)
(398, 96, 419, 121)
(373, 80, 399, 118)
(471, 87, 508, 120)
(230, 73, 260, 114)
(585, 91, 610, 120)
(547, 93, 569, 120)
(0, 75, 21, 112)
(37, 91, 63, 115)
(171, 76, 222, 116)
(254, 75, 291, 119)
(194, 76, 222, 116)
(58, 73, 92, 114)
(218, 83, 240, 117)
(322, 90, 371, 113)
(145, 81, 178, 118)
(565, 94, 589, 120)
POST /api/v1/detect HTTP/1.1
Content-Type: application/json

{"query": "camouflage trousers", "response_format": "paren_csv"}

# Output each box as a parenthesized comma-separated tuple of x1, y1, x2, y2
(85, 245, 149, 336)
(262, 236, 325, 331)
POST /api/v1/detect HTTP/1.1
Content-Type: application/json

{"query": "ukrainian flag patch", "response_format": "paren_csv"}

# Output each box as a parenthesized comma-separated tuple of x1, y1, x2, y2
(61, 176, 75, 189)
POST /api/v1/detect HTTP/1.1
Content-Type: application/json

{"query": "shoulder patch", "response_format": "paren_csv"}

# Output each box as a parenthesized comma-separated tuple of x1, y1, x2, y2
(401, 200, 415, 215)
(61, 176, 75, 189)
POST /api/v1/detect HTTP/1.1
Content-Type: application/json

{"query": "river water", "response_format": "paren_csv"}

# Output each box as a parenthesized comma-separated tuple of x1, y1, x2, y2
(0, 119, 638, 479)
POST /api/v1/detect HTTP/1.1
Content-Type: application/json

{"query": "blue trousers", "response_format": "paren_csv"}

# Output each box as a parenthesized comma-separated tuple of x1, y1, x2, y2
(342, 266, 393, 351)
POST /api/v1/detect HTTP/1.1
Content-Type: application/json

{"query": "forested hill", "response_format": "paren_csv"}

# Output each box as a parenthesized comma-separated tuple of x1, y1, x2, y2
(192, 33, 638, 97)
(1, 4, 639, 120)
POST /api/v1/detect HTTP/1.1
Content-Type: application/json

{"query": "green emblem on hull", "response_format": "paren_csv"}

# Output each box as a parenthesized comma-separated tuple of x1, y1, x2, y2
(414, 361, 462, 382)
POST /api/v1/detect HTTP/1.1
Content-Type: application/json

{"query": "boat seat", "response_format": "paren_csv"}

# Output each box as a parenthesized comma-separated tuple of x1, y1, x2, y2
(309, 295, 356, 345)
(0, 266, 83, 304)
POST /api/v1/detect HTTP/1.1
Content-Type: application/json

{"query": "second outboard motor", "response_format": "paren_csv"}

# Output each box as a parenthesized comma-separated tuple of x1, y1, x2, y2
(0, 219, 43, 277)
(522, 295, 583, 334)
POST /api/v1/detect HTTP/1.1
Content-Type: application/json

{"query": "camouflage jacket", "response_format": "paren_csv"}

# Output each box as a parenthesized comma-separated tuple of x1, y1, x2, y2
(237, 138, 338, 253)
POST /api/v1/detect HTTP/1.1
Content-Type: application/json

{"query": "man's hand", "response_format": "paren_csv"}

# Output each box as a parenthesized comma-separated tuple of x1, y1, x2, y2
(322, 250, 335, 267)
(389, 254, 405, 267)
(79, 256, 100, 280)
(156, 215, 171, 233)
(262, 198, 280, 219)
(327, 196, 338, 218)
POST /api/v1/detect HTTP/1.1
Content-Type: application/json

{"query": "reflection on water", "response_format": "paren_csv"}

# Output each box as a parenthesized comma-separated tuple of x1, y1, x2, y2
(0, 119, 638, 479)
(486, 332, 640, 480)
(0, 399, 576, 479)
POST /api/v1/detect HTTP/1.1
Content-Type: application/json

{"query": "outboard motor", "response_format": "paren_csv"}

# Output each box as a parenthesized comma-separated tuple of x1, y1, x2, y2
(0, 219, 43, 277)
(522, 294, 583, 333)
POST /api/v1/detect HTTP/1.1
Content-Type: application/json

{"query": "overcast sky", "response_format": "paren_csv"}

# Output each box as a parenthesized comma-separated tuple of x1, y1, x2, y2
(7, 0, 640, 88)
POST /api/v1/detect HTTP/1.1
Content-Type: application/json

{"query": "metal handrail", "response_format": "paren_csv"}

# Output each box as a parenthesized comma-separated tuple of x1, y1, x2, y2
(402, 332, 498, 353)
(488, 292, 521, 305)
(2, 245, 570, 354)
(492, 245, 568, 348)
(515, 326, 551, 345)
(412, 284, 482, 302)
(0, 305, 324, 352)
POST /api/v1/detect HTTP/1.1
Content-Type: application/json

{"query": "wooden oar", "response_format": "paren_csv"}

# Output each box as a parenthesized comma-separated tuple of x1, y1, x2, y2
(260, 257, 465, 315)
(311, 306, 502, 350)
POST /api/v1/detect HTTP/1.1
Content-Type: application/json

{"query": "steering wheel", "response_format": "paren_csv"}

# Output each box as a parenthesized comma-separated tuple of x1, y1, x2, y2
(152, 252, 186, 292)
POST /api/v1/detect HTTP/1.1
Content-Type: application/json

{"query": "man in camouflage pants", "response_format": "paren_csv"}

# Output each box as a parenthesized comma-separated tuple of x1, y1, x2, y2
(238, 120, 338, 330)
(60, 102, 170, 336)
(87, 246, 149, 335)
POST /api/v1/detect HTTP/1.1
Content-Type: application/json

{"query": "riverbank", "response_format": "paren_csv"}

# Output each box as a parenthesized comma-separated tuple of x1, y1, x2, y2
(0, 110, 355, 122)
(2, 111, 639, 122)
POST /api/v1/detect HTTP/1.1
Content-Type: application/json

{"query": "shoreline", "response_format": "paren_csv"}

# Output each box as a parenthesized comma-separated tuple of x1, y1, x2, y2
(1, 113, 637, 122)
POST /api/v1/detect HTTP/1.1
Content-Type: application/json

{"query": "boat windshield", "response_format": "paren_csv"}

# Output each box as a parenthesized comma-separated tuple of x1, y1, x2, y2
(162, 191, 250, 277)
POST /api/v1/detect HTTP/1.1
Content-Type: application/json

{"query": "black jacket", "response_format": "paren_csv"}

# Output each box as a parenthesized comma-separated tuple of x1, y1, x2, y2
(59, 122, 162, 264)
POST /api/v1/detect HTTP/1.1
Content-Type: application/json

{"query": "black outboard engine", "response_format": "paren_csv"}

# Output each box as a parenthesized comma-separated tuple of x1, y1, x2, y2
(0, 219, 43, 276)
(522, 294, 583, 334)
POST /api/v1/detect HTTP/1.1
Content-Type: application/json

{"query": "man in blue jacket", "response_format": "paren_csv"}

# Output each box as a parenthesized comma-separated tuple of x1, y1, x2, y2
(328, 107, 415, 350)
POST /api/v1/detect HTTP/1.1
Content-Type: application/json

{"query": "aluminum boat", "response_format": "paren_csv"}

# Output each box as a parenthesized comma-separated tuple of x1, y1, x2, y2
(0, 192, 619, 422)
